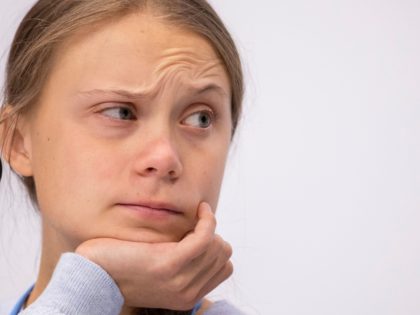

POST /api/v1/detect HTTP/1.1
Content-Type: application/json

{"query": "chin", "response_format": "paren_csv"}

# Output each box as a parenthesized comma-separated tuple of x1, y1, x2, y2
(109, 227, 186, 244)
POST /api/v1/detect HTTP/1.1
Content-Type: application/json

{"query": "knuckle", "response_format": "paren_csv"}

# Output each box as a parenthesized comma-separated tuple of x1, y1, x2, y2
(224, 242, 233, 259)
(213, 235, 232, 260)
(168, 277, 188, 294)
(213, 234, 223, 244)
(153, 256, 181, 279)
(212, 234, 225, 252)
(225, 261, 234, 277)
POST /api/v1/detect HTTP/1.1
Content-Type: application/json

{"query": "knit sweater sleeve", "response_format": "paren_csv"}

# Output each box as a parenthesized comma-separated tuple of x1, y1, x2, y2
(204, 301, 246, 315)
(20, 253, 124, 315)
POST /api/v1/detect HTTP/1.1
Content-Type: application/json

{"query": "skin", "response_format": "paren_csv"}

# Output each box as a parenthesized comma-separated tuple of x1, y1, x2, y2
(5, 11, 234, 314)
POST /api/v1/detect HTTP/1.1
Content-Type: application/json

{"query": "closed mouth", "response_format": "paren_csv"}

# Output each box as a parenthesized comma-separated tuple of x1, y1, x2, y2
(118, 203, 183, 215)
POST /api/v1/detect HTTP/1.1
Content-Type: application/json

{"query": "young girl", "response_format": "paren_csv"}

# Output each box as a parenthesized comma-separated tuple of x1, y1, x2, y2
(0, 1, 244, 314)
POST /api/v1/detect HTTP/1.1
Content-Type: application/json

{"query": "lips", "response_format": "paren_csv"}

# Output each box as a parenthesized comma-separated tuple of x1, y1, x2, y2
(117, 201, 183, 215)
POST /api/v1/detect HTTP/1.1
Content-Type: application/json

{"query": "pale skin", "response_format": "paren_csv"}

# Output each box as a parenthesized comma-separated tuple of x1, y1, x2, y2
(3, 11, 234, 315)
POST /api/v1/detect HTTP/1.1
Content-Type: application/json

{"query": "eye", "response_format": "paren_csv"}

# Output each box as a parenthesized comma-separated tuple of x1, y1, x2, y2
(100, 106, 136, 121)
(183, 110, 213, 128)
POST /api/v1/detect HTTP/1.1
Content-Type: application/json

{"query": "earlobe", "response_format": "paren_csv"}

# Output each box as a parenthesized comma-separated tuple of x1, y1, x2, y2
(1, 108, 34, 177)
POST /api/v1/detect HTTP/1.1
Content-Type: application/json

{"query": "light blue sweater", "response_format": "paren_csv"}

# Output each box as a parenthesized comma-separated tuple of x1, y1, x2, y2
(4, 253, 244, 315)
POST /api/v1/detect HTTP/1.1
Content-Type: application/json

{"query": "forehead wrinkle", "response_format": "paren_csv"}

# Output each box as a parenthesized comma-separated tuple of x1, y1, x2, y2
(194, 61, 225, 81)
(152, 59, 225, 94)
(155, 47, 222, 75)
(76, 57, 228, 102)
(150, 64, 227, 100)
(76, 79, 228, 104)
(75, 64, 229, 102)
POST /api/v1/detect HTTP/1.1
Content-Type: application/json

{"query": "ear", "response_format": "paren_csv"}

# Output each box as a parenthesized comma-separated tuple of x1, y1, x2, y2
(0, 106, 34, 177)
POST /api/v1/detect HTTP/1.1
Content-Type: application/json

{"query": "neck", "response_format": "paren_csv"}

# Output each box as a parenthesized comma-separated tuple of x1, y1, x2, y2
(26, 221, 70, 307)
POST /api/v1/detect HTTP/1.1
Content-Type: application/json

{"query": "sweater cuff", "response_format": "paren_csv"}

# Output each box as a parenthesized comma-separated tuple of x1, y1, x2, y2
(26, 253, 124, 315)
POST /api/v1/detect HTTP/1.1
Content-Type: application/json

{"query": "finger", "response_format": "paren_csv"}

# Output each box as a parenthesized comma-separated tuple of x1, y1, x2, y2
(179, 234, 231, 278)
(183, 237, 232, 291)
(195, 260, 234, 301)
(175, 202, 217, 263)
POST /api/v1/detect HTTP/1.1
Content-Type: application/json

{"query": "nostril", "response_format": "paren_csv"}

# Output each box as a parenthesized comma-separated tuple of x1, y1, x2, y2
(146, 167, 156, 174)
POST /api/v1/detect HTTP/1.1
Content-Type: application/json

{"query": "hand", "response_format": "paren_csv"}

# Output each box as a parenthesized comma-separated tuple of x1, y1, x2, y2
(75, 202, 233, 310)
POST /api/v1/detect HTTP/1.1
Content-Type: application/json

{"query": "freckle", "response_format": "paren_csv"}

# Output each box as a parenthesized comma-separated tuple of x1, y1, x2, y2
(47, 137, 50, 142)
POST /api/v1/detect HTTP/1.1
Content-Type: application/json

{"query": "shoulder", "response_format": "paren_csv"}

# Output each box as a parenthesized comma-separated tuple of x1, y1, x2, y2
(202, 300, 246, 315)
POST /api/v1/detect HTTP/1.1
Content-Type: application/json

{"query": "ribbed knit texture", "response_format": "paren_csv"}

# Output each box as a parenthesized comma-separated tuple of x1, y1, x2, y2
(6, 253, 246, 314)
(20, 253, 124, 315)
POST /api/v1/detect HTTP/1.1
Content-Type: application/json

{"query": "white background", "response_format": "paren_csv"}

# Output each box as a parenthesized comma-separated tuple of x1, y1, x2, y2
(1, 1, 420, 314)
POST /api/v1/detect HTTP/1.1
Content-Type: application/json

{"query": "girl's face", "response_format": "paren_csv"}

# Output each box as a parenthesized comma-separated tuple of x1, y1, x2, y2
(19, 13, 232, 248)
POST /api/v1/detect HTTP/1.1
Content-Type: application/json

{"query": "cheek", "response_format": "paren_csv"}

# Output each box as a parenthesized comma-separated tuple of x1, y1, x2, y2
(31, 125, 117, 226)
(191, 143, 229, 209)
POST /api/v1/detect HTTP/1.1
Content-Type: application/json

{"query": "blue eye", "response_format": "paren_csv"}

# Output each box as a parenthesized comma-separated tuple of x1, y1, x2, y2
(183, 111, 213, 128)
(101, 106, 136, 121)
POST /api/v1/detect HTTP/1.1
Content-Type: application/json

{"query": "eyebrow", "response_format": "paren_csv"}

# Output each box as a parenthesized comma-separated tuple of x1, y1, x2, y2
(76, 83, 228, 100)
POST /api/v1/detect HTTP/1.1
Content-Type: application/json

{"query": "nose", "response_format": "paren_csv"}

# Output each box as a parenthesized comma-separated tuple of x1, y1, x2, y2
(135, 136, 183, 181)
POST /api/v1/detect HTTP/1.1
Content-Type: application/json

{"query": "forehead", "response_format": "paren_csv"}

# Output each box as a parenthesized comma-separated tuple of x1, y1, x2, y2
(47, 12, 230, 98)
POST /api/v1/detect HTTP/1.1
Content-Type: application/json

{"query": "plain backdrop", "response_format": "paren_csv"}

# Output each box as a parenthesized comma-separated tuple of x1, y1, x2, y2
(1, 1, 420, 314)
